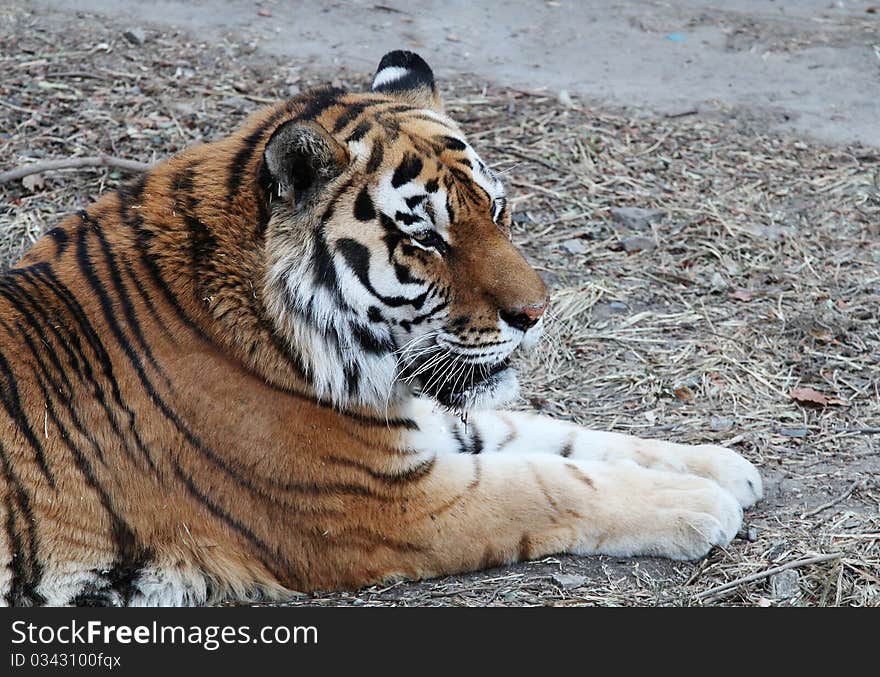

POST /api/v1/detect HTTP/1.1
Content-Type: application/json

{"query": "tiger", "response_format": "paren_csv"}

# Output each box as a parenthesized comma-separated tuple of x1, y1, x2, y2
(0, 50, 762, 606)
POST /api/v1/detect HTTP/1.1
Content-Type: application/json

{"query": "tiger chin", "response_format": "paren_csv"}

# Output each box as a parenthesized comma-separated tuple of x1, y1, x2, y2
(0, 51, 762, 607)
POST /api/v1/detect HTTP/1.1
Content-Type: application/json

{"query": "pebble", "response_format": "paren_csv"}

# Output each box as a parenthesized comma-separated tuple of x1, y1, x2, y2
(122, 28, 146, 46)
(21, 174, 45, 192)
(770, 570, 800, 600)
(610, 206, 665, 230)
(710, 417, 733, 432)
(551, 573, 587, 590)
(561, 238, 588, 254)
(621, 236, 656, 253)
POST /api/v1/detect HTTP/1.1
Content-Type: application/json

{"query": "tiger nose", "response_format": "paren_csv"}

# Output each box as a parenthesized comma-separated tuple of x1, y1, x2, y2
(499, 297, 549, 332)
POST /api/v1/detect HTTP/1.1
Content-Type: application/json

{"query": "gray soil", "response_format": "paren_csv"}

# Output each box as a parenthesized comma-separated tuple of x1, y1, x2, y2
(32, 0, 880, 147)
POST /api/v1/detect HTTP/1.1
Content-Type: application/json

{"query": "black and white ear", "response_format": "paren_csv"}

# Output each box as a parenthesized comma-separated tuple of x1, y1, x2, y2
(371, 50, 443, 112)
(262, 120, 350, 208)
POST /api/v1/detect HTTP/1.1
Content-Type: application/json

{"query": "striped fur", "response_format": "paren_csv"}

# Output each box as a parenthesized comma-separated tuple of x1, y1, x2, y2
(0, 52, 762, 606)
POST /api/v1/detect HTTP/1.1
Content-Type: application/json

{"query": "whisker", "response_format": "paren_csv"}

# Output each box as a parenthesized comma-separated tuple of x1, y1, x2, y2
(394, 330, 438, 356)
(402, 350, 447, 384)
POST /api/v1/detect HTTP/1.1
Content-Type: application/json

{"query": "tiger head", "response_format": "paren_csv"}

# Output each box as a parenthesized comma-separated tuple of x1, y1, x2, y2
(260, 51, 548, 413)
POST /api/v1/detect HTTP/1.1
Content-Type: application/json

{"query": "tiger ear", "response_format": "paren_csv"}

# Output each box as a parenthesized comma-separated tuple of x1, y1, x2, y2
(262, 120, 350, 208)
(371, 50, 443, 112)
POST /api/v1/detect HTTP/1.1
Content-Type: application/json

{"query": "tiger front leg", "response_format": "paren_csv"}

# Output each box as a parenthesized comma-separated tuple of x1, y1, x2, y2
(379, 452, 743, 583)
(405, 399, 762, 509)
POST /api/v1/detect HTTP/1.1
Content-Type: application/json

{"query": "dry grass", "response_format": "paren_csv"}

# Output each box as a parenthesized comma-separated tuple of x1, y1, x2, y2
(1, 3, 878, 606)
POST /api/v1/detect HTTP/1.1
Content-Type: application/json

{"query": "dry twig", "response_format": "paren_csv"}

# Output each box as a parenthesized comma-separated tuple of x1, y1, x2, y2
(0, 155, 152, 184)
(695, 553, 844, 601)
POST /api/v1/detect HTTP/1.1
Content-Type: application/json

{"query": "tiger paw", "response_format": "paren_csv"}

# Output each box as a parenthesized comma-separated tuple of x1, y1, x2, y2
(679, 445, 763, 509)
(574, 461, 744, 561)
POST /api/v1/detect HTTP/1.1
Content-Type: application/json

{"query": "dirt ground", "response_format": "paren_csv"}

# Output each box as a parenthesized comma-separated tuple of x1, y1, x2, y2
(27, 0, 880, 146)
(0, 1, 878, 606)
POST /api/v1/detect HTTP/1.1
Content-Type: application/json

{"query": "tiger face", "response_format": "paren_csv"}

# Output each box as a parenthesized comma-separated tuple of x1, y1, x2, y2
(261, 52, 548, 412)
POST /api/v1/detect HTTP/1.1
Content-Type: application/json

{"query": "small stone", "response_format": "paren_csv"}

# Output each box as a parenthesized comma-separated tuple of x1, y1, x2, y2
(710, 271, 727, 289)
(710, 417, 733, 432)
(770, 570, 800, 600)
(561, 238, 587, 254)
(122, 28, 146, 46)
(610, 206, 665, 230)
(550, 573, 587, 590)
(608, 301, 628, 312)
(621, 236, 656, 253)
(558, 89, 574, 108)
(21, 173, 45, 192)
(169, 101, 196, 116)
(779, 428, 808, 438)
(765, 542, 787, 561)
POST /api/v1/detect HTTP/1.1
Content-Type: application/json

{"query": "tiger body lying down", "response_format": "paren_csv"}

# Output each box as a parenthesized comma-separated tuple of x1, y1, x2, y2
(0, 51, 761, 606)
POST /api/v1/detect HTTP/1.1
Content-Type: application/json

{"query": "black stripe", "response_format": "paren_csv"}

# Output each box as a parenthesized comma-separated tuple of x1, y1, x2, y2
(83, 213, 171, 388)
(24, 265, 156, 472)
(0, 432, 45, 606)
(365, 142, 384, 174)
(119, 254, 176, 344)
(351, 323, 395, 355)
(391, 153, 423, 188)
(411, 299, 448, 325)
(404, 194, 425, 210)
(332, 101, 369, 133)
(470, 427, 484, 455)
(336, 237, 428, 310)
(25, 361, 151, 606)
(0, 337, 55, 488)
(227, 124, 279, 203)
(169, 462, 293, 586)
(440, 135, 466, 151)
(326, 455, 436, 485)
(173, 163, 219, 302)
(46, 227, 69, 257)
(345, 121, 371, 143)
(353, 187, 376, 222)
(117, 178, 209, 341)
(394, 210, 420, 226)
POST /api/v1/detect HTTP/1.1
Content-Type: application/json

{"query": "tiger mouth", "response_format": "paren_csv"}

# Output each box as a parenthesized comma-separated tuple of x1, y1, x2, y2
(405, 354, 512, 409)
